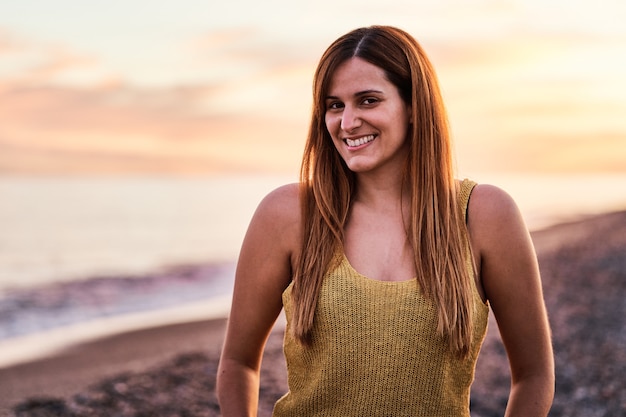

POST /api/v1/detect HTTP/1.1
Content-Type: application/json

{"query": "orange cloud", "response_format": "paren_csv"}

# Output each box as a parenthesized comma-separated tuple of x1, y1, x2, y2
(0, 80, 305, 175)
(428, 29, 626, 174)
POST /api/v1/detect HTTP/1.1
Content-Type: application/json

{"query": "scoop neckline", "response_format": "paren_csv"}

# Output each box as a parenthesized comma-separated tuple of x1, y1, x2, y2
(340, 252, 417, 284)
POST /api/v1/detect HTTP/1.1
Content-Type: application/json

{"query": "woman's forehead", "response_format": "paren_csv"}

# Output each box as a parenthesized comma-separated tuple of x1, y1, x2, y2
(326, 58, 391, 95)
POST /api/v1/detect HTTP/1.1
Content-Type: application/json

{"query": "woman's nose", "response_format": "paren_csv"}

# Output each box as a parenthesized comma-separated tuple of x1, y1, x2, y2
(340, 106, 362, 132)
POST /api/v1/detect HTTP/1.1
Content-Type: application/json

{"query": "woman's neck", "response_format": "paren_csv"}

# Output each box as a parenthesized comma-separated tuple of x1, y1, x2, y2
(353, 171, 410, 213)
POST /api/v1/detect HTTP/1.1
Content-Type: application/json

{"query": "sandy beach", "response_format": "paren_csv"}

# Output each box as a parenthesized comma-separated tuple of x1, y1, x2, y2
(2, 210, 625, 416)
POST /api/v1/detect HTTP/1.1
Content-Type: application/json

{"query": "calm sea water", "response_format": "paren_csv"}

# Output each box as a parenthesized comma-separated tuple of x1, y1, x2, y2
(1, 173, 625, 292)
(0, 175, 292, 293)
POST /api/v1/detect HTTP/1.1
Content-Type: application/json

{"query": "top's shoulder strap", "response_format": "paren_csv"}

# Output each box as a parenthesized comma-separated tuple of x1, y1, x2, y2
(458, 179, 478, 223)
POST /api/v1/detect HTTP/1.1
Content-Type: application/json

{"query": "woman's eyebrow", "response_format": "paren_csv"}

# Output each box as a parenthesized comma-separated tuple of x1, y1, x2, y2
(354, 89, 384, 96)
(325, 89, 384, 100)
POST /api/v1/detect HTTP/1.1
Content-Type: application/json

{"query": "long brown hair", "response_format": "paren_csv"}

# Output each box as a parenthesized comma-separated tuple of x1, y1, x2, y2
(292, 26, 474, 357)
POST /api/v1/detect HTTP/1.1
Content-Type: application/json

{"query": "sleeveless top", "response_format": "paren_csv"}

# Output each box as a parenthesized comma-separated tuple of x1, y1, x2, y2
(273, 179, 489, 417)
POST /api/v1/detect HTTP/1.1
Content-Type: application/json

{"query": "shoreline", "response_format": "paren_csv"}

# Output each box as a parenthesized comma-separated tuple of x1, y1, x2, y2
(0, 295, 232, 369)
(0, 261, 236, 364)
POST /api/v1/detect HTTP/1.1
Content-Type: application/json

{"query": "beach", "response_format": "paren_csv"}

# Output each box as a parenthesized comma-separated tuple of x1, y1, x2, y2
(1, 209, 625, 416)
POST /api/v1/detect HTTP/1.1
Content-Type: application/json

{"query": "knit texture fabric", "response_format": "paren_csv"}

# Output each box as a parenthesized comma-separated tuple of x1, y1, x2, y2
(273, 179, 489, 417)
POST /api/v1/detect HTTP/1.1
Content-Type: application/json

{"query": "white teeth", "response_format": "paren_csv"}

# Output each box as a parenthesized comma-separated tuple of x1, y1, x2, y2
(346, 135, 375, 147)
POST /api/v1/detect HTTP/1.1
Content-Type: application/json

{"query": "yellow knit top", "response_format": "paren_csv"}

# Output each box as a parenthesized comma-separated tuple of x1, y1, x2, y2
(273, 179, 489, 417)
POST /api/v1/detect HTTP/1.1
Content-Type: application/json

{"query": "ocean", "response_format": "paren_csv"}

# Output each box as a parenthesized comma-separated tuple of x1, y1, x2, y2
(0, 173, 625, 366)
(0, 174, 293, 292)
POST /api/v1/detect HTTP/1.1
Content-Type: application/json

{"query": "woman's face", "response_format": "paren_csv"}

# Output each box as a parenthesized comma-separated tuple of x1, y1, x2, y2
(324, 57, 411, 176)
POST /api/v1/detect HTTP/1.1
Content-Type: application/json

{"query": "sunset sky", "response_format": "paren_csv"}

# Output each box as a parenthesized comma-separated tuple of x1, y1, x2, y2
(1, 0, 625, 176)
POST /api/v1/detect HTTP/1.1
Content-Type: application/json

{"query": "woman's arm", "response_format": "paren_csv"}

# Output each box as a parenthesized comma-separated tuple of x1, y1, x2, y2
(217, 184, 300, 416)
(468, 184, 555, 417)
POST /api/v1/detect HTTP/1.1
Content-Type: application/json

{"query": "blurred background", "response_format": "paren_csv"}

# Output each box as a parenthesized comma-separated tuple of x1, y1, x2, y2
(1, 0, 625, 364)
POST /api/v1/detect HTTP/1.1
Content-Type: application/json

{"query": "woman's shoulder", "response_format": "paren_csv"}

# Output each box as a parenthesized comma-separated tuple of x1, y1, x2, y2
(257, 183, 300, 216)
(468, 183, 520, 222)
(240, 183, 302, 264)
(252, 182, 301, 234)
(466, 182, 529, 250)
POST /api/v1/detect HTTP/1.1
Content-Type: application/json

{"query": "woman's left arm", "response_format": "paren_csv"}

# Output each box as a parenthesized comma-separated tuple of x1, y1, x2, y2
(468, 184, 555, 417)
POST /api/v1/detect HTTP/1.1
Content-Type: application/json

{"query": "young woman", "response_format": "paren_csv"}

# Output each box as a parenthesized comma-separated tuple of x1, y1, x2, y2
(217, 26, 554, 416)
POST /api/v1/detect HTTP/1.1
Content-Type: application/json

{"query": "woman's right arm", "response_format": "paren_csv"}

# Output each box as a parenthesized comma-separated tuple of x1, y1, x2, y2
(216, 184, 300, 416)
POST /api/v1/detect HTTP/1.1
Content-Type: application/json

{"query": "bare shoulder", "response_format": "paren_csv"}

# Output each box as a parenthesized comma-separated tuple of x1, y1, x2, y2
(248, 183, 301, 253)
(468, 183, 520, 224)
(467, 183, 531, 255)
(258, 182, 299, 210)
(255, 183, 300, 223)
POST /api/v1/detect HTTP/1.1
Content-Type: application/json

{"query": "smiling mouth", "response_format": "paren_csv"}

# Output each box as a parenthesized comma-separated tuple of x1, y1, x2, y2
(345, 134, 375, 147)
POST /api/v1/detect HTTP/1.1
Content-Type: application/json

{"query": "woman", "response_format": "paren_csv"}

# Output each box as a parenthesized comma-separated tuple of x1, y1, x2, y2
(217, 26, 554, 416)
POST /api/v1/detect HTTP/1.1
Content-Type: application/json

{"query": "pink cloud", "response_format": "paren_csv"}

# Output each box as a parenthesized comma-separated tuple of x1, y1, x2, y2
(0, 79, 304, 174)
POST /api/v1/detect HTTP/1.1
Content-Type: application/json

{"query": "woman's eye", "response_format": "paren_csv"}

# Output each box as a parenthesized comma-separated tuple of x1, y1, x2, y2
(362, 97, 378, 105)
(327, 102, 343, 110)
